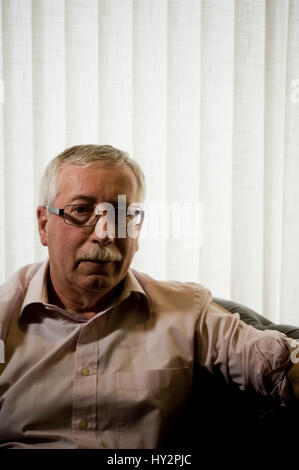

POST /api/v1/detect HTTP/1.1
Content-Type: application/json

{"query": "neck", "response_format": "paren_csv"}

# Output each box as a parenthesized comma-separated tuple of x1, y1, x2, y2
(46, 271, 124, 318)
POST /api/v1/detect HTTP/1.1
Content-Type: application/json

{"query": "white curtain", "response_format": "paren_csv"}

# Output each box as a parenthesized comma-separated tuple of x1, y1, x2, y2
(0, 0, 299, 325)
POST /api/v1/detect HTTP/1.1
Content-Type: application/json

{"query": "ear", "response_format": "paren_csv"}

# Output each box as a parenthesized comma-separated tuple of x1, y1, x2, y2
(37, 206, 49, 246)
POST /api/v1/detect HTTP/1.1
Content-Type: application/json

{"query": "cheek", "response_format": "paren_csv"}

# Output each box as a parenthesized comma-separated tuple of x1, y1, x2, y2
(119, 238, 139, 260)
(48, 223, 81, 255)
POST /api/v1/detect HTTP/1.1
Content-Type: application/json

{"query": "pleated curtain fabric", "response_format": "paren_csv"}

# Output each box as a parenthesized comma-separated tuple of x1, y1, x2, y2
(0, 0, 299, 325)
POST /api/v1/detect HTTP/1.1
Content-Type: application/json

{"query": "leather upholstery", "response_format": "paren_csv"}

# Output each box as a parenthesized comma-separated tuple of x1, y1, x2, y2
(213, 297, 299, 340)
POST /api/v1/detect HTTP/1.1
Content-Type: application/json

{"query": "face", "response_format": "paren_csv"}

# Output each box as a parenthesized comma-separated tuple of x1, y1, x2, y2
(37, 163, 142, 300)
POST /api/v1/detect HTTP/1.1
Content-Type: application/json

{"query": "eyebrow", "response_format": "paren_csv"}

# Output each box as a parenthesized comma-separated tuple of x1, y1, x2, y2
(69, 194, 95, 202)
(68, 195, 121, 206)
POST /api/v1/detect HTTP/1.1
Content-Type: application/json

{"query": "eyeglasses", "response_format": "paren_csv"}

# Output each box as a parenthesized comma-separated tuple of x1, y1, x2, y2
(45, 204, 145, 228)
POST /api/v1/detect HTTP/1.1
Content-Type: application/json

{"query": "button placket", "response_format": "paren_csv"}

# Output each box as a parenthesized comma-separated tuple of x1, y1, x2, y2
(72, 323, 99, 448)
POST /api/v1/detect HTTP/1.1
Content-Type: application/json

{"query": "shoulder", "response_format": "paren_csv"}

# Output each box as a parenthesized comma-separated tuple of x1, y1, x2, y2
(0, 262, 43, 325)
(0, 262, 43, 298)
(131, 269, 212, 314)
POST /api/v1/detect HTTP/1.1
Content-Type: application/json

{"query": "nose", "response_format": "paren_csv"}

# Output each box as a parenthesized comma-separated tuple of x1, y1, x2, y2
(93, 215, 115, 243)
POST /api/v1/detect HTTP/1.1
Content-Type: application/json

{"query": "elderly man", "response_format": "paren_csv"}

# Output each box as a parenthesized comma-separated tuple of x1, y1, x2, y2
(0, 144, 298, 450)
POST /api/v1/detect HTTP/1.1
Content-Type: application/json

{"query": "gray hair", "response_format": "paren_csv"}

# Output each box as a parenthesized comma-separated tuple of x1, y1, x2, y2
(39, 144, 146, 205)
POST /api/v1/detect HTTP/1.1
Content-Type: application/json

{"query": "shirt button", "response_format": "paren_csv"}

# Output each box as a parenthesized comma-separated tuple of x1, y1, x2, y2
(79, 420, 89, 430)
(81, 368, 90, 376)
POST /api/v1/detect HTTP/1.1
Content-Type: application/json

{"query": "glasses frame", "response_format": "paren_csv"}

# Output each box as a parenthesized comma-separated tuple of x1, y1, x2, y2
(44, 204, 145, 228)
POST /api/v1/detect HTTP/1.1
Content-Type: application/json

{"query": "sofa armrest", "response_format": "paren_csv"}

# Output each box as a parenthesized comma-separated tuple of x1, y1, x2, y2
(213, 297, 299, 340)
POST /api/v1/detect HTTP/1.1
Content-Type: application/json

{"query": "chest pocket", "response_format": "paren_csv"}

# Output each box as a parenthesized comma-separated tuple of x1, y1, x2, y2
(116, 367, 192, 449)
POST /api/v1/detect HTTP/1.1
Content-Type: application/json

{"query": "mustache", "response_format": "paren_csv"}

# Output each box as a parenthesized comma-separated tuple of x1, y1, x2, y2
(77, 246, 123, 263)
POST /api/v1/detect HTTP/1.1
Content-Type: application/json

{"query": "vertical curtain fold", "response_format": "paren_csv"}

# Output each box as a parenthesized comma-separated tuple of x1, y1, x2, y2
(263, 0, 289, 323)
(65, 0, 99, 145)
(2, 0, 35, 277)
(32, 0, 66, 261)
(167, 0, 201, 282)
(200, 0, 234, 297)
(132, 0, 168, 279)
(232, 0, 265, 313)
(281, 0, 299, 325)
(0, 0, 5, 282)
(98, 0, 133, 150)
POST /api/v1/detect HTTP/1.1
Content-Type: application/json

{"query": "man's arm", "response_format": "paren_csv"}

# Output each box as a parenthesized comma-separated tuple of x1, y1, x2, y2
(287, 362, 299, 400)
(197, 295, 299, 403)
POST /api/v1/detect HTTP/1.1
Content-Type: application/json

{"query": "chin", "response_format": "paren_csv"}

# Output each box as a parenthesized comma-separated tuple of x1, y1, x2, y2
(74, 261, 122, 292)
(81, 273, 111, 289)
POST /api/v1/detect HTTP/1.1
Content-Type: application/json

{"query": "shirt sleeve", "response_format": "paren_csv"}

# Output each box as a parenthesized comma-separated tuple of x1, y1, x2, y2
(195, 288, 298, 405)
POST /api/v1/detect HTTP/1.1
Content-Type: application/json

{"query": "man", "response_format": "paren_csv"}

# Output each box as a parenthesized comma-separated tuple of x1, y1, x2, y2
(0, 144, 298, 449)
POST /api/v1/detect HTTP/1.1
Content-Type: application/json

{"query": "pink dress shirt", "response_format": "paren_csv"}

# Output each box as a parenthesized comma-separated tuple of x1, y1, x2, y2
(0, 260, 297, 448)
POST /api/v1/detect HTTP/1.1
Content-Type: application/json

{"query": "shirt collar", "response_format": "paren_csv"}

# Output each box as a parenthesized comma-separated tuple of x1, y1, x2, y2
(19, 258, 150, 322)
(20, 259, 49, 314)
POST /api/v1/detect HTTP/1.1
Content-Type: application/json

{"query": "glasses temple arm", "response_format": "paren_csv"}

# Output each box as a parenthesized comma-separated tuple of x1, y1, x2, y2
(44, 206, 64, 216)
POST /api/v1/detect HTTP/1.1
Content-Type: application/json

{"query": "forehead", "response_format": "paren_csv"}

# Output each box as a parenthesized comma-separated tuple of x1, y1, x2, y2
(56, 163, 138, 204)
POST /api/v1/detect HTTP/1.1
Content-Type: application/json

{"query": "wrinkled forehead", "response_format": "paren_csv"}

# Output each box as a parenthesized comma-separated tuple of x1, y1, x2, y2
(56, 163, 139, 204)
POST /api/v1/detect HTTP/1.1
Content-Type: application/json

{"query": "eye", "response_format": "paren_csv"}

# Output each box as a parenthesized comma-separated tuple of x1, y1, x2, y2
(72, 205, 93, 214)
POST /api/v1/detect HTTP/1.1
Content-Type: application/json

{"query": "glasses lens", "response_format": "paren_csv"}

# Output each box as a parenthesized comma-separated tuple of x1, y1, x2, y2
(125, 207, 144, 226)
(64, 204, 95, 226)
(102, 204, 143, 227)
